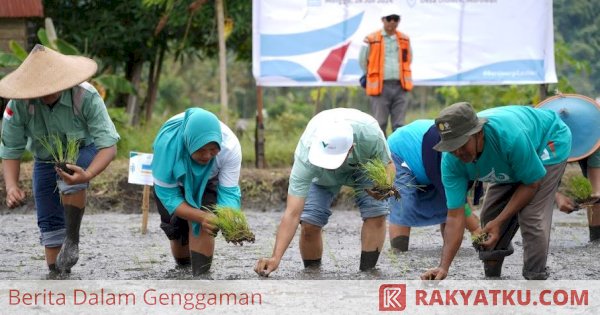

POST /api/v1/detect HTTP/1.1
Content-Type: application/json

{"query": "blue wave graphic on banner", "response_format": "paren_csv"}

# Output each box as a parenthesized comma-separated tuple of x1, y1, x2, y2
(260, 60, 317, 81)
(261, 12, 363, 57)
(423, 60, 545, 83)
(341, 59, 362, 76)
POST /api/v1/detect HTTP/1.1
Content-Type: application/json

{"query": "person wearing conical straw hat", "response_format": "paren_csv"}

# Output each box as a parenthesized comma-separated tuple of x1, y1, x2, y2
(0, 45, 120, 278)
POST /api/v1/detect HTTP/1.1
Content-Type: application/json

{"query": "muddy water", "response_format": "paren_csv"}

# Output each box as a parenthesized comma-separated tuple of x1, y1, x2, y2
(0, 207, 598, 280)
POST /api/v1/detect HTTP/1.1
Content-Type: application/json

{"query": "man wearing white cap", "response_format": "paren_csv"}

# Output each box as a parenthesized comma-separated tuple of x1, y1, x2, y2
(360, 7, 413, 135)
(0, 45, 120, 277)
(255, 108, 395, 276)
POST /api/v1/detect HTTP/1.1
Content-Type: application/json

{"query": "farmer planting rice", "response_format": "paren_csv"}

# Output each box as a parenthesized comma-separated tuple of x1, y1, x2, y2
(0, 45, 120, 277)
(386, 119, 483, 252)
(255, 108, 395, 276)
(421, 102, 571, 280)
(152, 108, 242, 276)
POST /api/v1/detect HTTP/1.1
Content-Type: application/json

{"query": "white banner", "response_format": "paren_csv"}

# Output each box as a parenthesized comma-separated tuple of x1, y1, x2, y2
(252, 0, 557, 87)
(0, 280, 596, 314)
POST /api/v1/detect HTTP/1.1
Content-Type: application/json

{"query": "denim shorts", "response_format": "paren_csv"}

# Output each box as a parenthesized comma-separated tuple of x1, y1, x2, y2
(388, 153, 447, 227)
(301, 172, 389, 227)
(33, 143, 97, 246)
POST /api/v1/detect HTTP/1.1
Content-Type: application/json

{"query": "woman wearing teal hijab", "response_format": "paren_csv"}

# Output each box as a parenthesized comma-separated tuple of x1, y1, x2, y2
(152, 108, 222, 276)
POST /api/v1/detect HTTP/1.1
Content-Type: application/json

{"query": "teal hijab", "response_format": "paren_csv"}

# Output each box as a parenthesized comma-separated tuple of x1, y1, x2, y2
(152, 108, 222, 235)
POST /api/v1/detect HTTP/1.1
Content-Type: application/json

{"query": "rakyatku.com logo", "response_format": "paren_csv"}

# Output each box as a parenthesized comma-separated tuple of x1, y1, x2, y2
(379, 284, 406, 311)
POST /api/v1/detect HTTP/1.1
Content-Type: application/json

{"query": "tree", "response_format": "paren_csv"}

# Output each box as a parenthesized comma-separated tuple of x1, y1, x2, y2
(43, 0, 252, 125)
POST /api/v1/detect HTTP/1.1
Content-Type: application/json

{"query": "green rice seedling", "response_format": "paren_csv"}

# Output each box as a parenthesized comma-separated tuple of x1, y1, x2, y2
(37, 134, 80, 175)
(210, 205, 255, 245)
(471, 232, 489, 251)
(360, 158, 400, 200)
(565, 175, 593, 204)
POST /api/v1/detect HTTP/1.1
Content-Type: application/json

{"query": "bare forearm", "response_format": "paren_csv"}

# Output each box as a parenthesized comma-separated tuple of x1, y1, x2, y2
(86, 145, 117, 180)
(439, 209, 466, 271)
(272, 195, 304, 260)
(386, 160, 396, 185)
(272, 212, 301, 260)
(2, 159, 21, 189)
(174, 201, 210, 223)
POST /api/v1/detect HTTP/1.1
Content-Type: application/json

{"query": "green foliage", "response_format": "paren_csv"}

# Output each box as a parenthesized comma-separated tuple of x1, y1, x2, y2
(471, 232, 489, 251)
(210, 205, 255, 244)
(106, 107, 161, 158)
(564, 175, 593, 202)
(553, 0, 600, 96)
(37, 134, 80, 163)
(361, 159, 393, 189)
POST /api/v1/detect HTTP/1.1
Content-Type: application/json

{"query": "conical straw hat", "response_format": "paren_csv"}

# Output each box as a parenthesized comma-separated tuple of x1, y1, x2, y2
(0, 44, 97, 99)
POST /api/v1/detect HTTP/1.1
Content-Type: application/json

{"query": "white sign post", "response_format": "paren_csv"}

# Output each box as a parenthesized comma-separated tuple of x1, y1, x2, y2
(128, 152, 154, 234)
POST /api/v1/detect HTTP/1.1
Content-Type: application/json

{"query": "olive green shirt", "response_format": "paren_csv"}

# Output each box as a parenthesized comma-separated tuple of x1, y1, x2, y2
(0, 82, 120, 161)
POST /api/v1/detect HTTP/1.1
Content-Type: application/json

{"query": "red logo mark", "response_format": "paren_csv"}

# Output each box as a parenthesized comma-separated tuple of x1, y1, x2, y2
(379, 284, 406, 311)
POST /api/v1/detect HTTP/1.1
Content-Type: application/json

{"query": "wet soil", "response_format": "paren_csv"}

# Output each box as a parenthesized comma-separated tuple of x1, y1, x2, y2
(1, 162, 598, 280)
(0, 206, 598, 280)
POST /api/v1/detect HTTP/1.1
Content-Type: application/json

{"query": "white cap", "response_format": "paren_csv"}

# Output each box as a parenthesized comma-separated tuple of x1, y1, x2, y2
(308, 120, 354, 170)
(381, 7, 400, 18)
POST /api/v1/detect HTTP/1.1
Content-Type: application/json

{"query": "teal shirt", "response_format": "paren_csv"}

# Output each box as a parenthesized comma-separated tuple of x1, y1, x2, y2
(0, 82, 120, 160)
(442, 105, 571, 209)
(288, 108, 391, 197)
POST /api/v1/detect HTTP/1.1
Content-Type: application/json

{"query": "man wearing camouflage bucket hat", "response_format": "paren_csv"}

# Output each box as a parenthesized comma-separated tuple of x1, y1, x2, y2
(421, 102, 571, 280)
(0, 45, 120, 278)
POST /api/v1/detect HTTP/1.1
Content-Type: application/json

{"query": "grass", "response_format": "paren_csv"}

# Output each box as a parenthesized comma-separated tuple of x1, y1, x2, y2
(210, 205, 255, 245)
(564, 175, 593, 203)
(37, 134, 80, 175)
(360, 158, 400, 200)
(471, 232, 489, 251)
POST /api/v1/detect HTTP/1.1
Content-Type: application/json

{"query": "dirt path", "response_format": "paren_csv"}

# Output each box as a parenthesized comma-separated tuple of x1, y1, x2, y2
(0, 207, 598, 280)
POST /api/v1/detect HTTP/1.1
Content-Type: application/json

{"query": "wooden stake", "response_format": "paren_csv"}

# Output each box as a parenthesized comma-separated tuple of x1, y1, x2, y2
(141, 185, 150, 234)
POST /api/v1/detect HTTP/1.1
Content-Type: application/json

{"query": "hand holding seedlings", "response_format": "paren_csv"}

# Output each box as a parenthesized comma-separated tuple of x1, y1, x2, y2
(199, 211, 219, 237)
(55, 164, 93, 185)
(471, 232, 489, 251)
(555, 192, 579, 214)
(361, 159, 400, 200)
(481, 220, 501, 249)
(5, 186, 26, 209)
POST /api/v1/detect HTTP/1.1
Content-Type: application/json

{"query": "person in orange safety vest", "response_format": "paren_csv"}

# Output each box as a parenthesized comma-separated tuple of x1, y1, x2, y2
(360, 9, 413, 136)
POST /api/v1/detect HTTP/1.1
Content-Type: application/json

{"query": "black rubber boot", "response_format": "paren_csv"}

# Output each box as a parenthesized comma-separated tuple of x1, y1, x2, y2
(191, 251, 212, 276)
(175, 257, 191, 267)
(46, 263, 60, 279)
(303, 259, 322, 268)
(589, 226, 600, 242)
(390, 236, 409, 252)
(479, 243, 514, 278)
(483, 258, 505, 277)
(56, 205, 84, 272)
(359, 249, 380, 271)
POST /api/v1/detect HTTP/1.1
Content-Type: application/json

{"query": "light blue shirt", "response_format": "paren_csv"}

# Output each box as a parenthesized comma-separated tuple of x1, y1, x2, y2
(387, 119, 433, 185)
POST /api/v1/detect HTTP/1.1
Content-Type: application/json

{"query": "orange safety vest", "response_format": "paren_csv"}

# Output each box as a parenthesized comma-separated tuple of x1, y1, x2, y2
(365, 30, 413, 96)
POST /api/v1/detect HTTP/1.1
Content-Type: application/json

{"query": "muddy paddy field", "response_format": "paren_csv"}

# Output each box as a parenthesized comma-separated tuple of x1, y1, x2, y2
(0, 205, 598, 281)
(0, 162, 598, 280)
